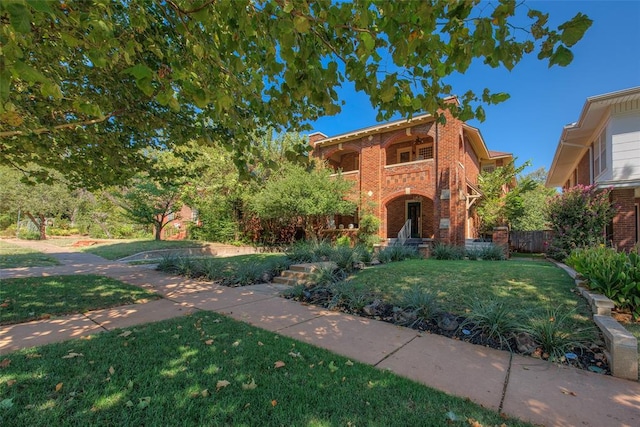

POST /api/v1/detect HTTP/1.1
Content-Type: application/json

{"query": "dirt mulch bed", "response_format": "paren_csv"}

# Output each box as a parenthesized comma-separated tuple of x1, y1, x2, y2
(284, 288, 610, 375)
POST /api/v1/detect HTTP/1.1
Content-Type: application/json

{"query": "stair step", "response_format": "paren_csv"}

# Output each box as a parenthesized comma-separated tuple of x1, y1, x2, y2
(272, 276, 301, 286)
(290, 262, 337, 273)
(280, 270, 312, 280)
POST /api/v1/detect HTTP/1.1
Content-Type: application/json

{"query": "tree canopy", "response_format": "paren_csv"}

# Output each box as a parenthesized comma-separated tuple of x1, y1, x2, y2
(0, 0, 592, 187)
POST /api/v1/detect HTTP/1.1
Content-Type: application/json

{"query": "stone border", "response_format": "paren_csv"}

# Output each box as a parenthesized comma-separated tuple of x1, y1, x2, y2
(549, 258, 638, 381)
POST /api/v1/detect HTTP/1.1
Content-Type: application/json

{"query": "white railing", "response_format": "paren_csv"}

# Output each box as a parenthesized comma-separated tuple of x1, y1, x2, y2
(396, 219, 412, 246)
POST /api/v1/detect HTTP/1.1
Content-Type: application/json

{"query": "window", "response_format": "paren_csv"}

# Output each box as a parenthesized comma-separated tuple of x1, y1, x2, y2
(416, 143, 433, 160)
(593, 130, 607, 177)
(397, 148, 411, 163)
(482, 163, 495, 173)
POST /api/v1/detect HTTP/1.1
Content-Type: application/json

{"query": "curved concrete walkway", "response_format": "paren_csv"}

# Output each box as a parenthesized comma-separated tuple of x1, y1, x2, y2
(1, 240, 639, 427)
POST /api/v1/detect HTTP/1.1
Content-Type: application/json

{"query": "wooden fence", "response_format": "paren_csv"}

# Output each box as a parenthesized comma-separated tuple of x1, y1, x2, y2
(509, 230, 554, 253)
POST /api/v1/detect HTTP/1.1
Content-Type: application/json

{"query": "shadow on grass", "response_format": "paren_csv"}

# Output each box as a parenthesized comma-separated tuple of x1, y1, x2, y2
(81, 240, 206, 260)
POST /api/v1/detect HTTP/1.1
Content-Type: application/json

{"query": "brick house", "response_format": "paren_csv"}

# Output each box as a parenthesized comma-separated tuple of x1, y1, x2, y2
(547, 87, 640, 251)
(310, 99, 512, 245)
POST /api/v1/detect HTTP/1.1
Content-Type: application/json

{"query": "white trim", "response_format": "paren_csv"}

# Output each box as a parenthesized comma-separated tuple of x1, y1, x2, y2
(384, 159, 433, 169)
(329, 170, 359, 178)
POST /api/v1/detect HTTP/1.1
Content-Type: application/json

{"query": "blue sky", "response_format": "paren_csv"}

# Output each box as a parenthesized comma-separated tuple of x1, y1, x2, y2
(308, 1, 640, 175)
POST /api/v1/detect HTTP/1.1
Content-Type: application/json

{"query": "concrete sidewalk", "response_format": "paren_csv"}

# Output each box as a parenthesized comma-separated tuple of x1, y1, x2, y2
(1, 241, 639, 427)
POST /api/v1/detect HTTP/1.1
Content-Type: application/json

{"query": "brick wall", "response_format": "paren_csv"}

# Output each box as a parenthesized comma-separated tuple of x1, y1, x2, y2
(611, 188, 637, 251)
(577, 151, 591, 185)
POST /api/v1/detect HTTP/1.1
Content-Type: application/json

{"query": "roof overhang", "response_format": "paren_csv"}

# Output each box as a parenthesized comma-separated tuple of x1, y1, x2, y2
(314, 112, 436, 147)
(462, 123, 513, 162)
(546, 87, 640, 188)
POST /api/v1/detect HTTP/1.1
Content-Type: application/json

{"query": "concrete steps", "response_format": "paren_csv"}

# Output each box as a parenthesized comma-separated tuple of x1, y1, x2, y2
(272, 262, 337, 286)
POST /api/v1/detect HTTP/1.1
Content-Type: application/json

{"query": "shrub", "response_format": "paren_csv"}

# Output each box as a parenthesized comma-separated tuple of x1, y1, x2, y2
(461, 301, 521, 349)
(335, 235, 351, 247)
(567, 246, 640, 319)
(545, 185, 616, 261)
(525, 306, 593, 362)
(376, 245, 420, 263)
(329, 245, 362, 273)
(479, 244, 506, 261)
(357, 213, 381, 249)
(431, 243, 465, 260)
(396, 286, 441, 325)
(307, 265, 343, 287)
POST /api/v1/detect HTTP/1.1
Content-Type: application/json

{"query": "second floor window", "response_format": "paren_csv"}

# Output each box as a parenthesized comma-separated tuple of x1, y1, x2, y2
(416, 143, 434, 160)
(593, 130, 607, 177)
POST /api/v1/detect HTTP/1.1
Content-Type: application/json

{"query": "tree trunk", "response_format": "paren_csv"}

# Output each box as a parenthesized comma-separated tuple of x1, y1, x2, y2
(154, 220, 163, 240)
(24, 211, 47, 240)
(39, 214, 47, 240)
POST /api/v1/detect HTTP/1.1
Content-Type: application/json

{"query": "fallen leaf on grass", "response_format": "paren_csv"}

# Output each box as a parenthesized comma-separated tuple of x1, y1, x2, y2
(7, 379, 16, 387)
(257, 341, 264, 346)
(204, 339, 214, 345)
(232, 340, 241, 347)
(467, 418, 484, 427)
(55, 383, 63, 392)
(242, 379, 257, 390)
(328, 361, 338, 373)
(62, 352, 83, 359)
(345, 360, 354, 366)
(118, 331, 132, 338)
(216, 380, 231, 391)
(271, 399, 277, 407)
(288, 351, 301, 358)
(138, 397, 151, 409)
(201, 389, 210, 397)
(109, 366, 115, 375)
(0, 359, 11, 368)
(274, 361, 285, 369)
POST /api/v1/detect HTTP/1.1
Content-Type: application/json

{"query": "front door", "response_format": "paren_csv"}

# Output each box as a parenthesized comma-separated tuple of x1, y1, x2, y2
(407, 202, 420, 238)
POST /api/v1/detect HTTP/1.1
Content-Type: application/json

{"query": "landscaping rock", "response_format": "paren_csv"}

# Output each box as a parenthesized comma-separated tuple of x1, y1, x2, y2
(515, 332, 537, 354)
(363, 299, 385, 316)
(437, 313, 459, 331)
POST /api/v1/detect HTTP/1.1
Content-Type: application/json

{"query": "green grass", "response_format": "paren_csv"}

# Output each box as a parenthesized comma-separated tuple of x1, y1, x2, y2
(0, 275, 160, 325)
(0, 241, 60, 268)
(0, 311, 532, 426)
(81, 239, 205, 260)
(349, 259, 595, 335)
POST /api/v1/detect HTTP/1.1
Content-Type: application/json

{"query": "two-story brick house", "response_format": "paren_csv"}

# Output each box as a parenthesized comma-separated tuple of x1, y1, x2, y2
(310, 99, 512, 245)
(547, 87, 640, 251)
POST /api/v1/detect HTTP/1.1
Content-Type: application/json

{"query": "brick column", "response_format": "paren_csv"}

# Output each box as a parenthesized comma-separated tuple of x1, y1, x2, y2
(611, 188, 636, 251)
(492, 226, 509, 259)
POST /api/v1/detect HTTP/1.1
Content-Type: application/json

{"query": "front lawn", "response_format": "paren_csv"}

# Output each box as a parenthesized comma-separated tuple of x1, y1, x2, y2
(81, 239, 205, 260)
(350, 259, 590, 318)
(0, 311, 532, 426)
(0, 275, 160, 325)
(0, 241, 60, 269)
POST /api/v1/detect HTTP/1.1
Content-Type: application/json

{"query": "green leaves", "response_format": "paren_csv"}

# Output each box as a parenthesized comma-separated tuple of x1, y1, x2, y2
(559, 13, 593, 47)
(123, 64, 154, 81)
(548, 45, 574, 68)
(0, 0, 593, 189)
(5, 1, 32, 34)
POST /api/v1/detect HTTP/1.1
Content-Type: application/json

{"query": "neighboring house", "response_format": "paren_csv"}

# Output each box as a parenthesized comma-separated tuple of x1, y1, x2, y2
(158, 204, 198, 240)
(310, 98, 513, 246)
(547, 87, 640, 251)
